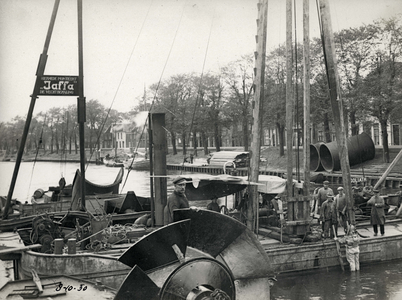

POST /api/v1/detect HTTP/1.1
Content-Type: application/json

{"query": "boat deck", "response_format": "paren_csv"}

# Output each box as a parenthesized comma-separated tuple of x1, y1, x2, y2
(258, 219, 402, 275)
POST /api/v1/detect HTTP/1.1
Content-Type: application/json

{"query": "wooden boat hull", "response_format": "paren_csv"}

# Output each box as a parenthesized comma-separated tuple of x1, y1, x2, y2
(123, 158, 150, 171)
(261, 220, 402, 274)
(103, 157, 124, 167)
(19, 250, 131, 290)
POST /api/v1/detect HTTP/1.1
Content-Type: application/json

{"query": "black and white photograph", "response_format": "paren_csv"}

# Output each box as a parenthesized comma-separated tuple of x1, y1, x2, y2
(1, 0, 402, 299)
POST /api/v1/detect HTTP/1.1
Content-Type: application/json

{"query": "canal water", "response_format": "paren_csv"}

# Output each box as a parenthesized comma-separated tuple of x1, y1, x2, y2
(271, 259, 402, 300)
(1, 161, 402, 298)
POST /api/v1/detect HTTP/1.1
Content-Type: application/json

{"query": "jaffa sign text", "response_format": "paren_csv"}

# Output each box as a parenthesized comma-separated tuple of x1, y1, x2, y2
(38, 76, 79, 96)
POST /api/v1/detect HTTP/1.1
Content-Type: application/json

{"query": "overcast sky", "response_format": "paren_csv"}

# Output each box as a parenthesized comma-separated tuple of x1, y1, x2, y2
(0, 0, 401, 122)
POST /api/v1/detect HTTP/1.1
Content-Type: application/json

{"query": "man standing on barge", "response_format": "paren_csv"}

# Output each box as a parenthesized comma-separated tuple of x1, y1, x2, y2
(335, 186, 348, 233)
(164, 176, 189, 225)
(317, 181, 334, 230)
(367, 189, 386, 236)
(320, 192, 338, 238)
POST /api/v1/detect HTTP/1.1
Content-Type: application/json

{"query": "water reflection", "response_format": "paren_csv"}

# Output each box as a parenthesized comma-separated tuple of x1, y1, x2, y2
(271, 259, 402, 300)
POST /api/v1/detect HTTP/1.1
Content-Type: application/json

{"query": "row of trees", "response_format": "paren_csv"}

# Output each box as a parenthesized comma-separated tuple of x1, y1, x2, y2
(1, 16, 401, 162)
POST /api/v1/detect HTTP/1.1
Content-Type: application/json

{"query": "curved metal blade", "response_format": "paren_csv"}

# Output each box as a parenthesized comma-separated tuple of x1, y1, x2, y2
(173, 209, 246, 257)
(174, 209, 275, 279)
(114, 265, 159, 300)
(220, 229, 275, 279)
(118, 219, 190, 270)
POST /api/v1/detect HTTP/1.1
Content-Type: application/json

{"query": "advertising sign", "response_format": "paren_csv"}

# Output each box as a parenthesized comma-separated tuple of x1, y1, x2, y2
(38, 75, 79, 96)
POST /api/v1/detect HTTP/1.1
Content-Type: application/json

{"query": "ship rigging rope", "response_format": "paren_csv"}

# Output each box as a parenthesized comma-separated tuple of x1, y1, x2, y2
(121, 0, 190, 191)
(178, 1, 217, 174)
(27, 114, 47, 201)
(85, 1, 154, 171)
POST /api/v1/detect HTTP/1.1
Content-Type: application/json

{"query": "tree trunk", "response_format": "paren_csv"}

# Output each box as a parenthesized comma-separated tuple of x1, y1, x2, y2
(242, 113, 249, 151)
(171, 132, 177, 155)
(201, 131, 208, 155)
(214, 120, 220, 152)
(74, 132, 78, 155)
(182, 133, 187, 156)
(276, 122, 285, 156)
(192, 130, 197, 156)
(350, 110, 358, 135)
(380, 119, 390, 163)
(69, 135, 72, 154)
(323, 113, 331, 142)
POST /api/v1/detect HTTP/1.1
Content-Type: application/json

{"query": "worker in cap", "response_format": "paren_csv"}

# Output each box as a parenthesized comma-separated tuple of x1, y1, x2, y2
(367, 188, 385, 236)
(316, 180, 334, 230)
(163, 176, 189, 225)
(320, 191, 338, 238)
(334, 186, 348, 233)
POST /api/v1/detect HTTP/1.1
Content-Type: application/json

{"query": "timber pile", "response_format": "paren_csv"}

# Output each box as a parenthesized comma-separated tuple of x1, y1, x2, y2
(259, 225, 321, 244)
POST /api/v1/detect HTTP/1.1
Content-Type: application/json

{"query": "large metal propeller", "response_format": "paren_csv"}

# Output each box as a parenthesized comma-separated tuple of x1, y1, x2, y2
(115, 209, 274, 300)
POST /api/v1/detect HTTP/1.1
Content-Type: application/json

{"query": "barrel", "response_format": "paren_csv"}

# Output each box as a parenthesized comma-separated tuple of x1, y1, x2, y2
(319, 132, 375, 172)
(310, 142, 325, 171)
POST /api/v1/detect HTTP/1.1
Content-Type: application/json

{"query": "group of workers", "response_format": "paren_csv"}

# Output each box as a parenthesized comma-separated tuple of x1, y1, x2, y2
(163, 175, 400, 273)
(313, 179, 393, 272)
(314, 180, 387, 239)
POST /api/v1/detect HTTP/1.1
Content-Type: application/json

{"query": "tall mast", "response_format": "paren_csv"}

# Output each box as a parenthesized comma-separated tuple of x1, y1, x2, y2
(77, 0, 86, 208)
(318, 0, 355, 223)
(303, 0, 311, 194)
(285, 0, 294, 196)
(248, 0, 268, 232)
(3, 0, 61, 219)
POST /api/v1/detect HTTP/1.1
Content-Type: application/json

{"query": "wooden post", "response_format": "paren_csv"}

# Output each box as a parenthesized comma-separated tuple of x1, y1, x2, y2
(3, 0, 61, 219)
(303, 0, 311, 195)
(286, 0, 294, 197)
(148, 114, 154, 227)
(318, 0, 355, 223)
(248, 0, 268, 232)
(77, 0, 86, 208)
(152, 113, 167, 226)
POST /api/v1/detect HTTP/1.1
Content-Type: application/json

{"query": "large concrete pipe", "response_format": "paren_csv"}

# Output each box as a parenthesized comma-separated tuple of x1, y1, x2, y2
(319, 132, 375, 172)
(310, 142, 325, 171)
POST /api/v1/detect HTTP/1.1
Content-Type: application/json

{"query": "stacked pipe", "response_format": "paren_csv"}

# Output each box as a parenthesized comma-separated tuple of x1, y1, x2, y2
(310, 132, 375, 172)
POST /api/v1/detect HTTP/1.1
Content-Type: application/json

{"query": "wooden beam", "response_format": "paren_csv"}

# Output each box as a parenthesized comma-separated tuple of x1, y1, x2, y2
(318, 0, 355, 223)
(286, 0, 294, 197)
(374, 148, 402, 190)
(248, 0, 268, 232)
(303, 0, 311, 195)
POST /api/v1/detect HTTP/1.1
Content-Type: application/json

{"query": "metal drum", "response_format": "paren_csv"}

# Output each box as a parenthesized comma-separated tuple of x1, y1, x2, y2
(310, 142, 325, 171)
(319, 132, 375, 172)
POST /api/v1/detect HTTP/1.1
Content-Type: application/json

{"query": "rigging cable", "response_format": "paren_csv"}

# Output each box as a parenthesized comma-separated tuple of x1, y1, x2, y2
(27, 114, 47, 201)
(85, 0, 154, 171)
(179, 1, 217, 174)
(121, 0, 189, 191)
(315, 0, 332, 109)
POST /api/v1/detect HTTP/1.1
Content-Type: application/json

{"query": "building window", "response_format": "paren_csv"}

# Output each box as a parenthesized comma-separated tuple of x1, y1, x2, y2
(393, 124, 400, 145)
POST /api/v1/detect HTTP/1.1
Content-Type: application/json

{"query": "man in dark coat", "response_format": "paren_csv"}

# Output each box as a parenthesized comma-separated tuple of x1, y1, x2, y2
(320, 192, 338, 238)
(317, 181, 334, 230)
(163, 176, 189, 225)
(367, 189, 386, 236)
